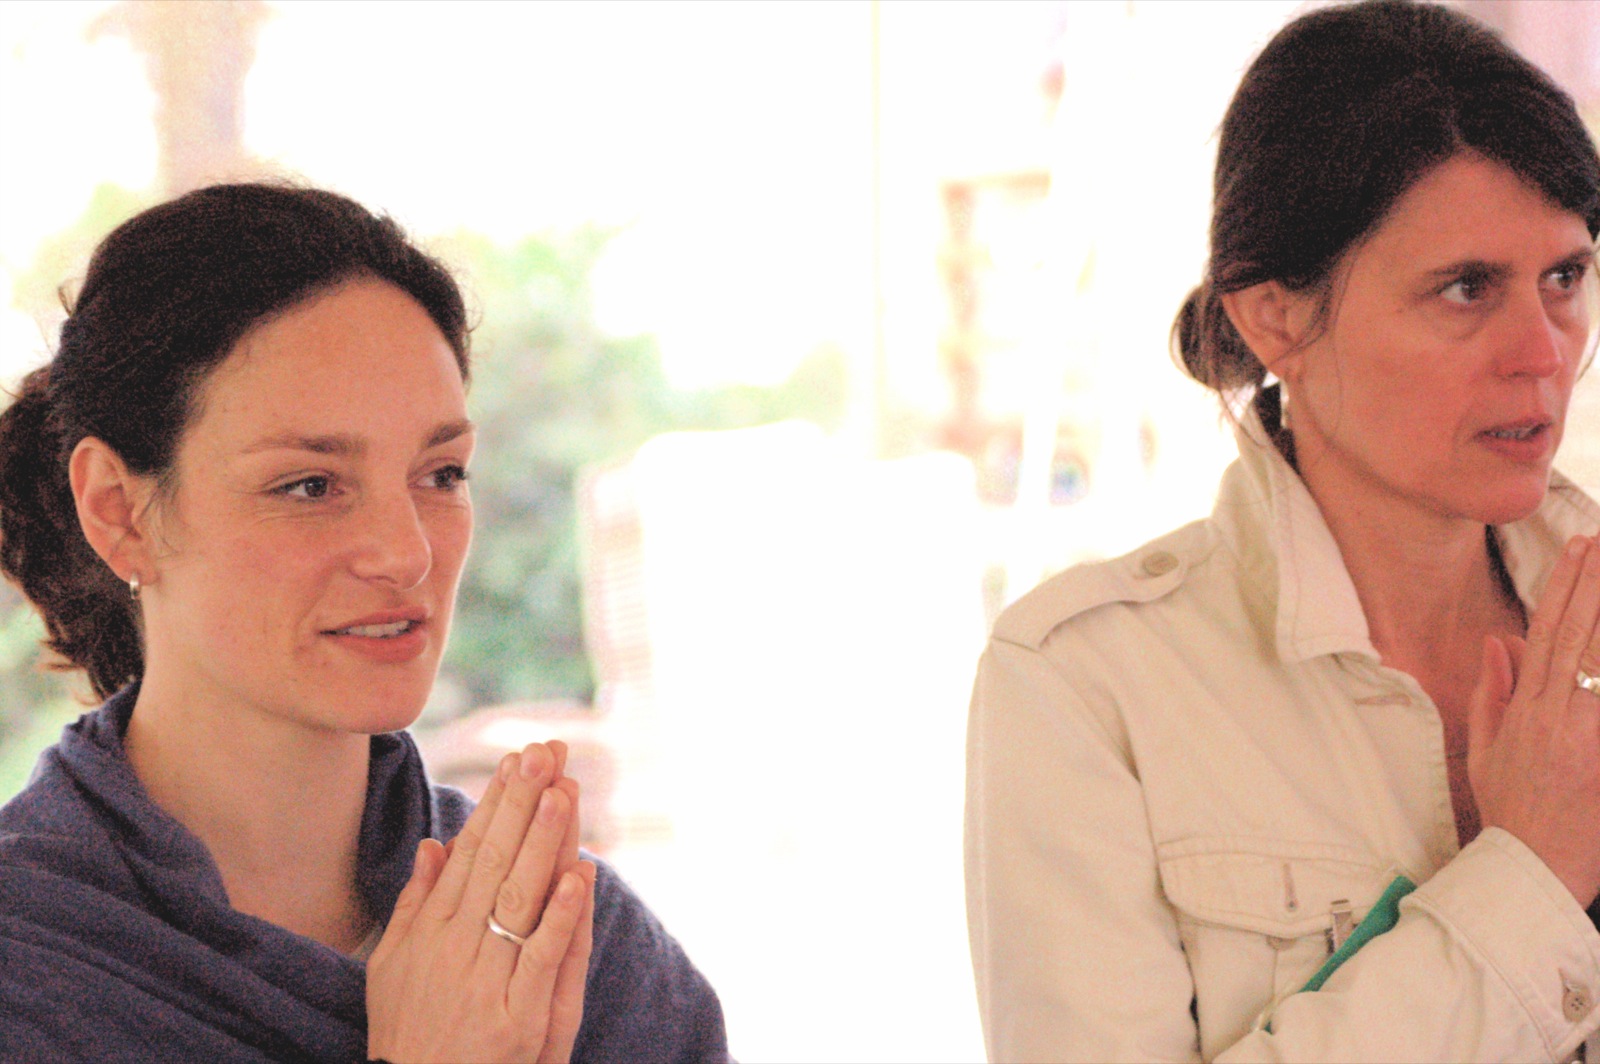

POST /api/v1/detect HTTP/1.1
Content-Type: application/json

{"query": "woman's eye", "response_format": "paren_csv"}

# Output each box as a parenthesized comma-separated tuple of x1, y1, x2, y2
(1440, 275, 1486, 306)
(423, 465, 470, 491)
(1545, 259, 1591, 293)
(276, 475, 332, 500)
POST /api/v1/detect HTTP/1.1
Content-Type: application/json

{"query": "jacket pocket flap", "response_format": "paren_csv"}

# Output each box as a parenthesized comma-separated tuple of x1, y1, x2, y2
(1157, 836, 1392, 938)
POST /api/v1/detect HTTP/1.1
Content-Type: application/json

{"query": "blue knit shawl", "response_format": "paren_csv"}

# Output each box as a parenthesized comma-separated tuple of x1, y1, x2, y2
(0, 687, 728, 1063)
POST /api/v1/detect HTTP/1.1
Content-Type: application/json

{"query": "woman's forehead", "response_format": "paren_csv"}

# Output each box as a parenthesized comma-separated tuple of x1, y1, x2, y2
(1353, 155, 1593, 273)
(185, 279, 469, 454)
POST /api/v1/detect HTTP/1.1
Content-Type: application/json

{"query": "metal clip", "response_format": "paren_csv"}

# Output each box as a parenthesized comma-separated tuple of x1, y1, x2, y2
(1326, 898, 1354, 954)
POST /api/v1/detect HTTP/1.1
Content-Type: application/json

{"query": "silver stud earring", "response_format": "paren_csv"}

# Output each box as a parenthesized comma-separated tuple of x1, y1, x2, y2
(129, 573, 141, 601)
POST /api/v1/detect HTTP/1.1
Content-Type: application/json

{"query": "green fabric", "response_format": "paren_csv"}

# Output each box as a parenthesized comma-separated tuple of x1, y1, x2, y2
(1299, 874, 1418, 993)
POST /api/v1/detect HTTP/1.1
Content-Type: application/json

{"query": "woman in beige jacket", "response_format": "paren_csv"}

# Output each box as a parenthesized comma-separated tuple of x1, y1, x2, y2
(965, 1, 1600, 1060)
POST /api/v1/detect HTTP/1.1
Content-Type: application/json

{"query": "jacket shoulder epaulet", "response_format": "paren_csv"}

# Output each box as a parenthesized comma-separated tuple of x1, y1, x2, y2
(992, 520, 1216, 650)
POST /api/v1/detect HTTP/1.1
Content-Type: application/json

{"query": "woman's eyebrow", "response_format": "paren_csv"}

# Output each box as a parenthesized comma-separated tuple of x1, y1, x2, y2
(1420, 258, 1509, 282)
(242, 432, 364, 456)
(1418, 244, 1594, 282)
(239, 420, 474, 457)
(1549, 246, 1598, 272)
(425, 419, 475, 449)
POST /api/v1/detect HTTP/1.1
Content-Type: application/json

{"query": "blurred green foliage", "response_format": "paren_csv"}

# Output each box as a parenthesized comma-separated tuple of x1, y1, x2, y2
(0, 186, 849, 787)
(10, 183, 154, 325)
(0, 185, 149, 790)
(0, 583, 83, 789)
(434, 226, 847, 710)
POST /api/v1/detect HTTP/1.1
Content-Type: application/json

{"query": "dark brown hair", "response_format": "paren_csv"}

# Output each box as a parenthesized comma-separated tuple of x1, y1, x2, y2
(1174, 0, 1600, 421)
(0, 182, 470, 698)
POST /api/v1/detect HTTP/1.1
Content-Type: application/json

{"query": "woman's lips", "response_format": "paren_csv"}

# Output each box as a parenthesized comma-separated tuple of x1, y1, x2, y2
(1477, 420, 1554, 463)
(321, 610, 429, 664)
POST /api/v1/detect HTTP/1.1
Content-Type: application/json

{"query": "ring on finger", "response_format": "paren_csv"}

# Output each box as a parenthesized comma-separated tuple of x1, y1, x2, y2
(1579, 669, 1600, 696)
(486, 912, 528, 947)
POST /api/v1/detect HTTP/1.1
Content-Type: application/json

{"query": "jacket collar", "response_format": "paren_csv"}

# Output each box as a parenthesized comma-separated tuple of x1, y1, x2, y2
(1214, 405, 1600, 666)
(1497, 470, 1600, 616)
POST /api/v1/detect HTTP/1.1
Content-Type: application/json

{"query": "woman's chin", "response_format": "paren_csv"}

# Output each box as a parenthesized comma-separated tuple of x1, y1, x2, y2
(354, 708, 427, 736)
(326, 678, 436, 736)
(305, 645, 446, 735)
(1467, 478, 1552, 527)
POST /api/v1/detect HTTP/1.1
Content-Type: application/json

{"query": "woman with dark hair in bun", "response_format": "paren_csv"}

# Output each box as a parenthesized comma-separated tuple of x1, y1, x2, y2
(966, 1, 1600, 1059)
(0, 183, 727, 1062)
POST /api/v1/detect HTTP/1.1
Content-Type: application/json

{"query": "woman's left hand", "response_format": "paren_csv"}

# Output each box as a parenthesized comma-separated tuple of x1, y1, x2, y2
(366, 742, 596, 1063)
(1468, 533, 1600, 906)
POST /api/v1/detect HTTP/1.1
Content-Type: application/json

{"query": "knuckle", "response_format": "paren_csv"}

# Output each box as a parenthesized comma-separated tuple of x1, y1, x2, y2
(499, 781, 536, 814)
(495, 877, 530, 918)
(517, 935, 561, 973)
(1556, 619, 1588, 650)
(474, 839, 510, 876)
(452, 827, 484, 858)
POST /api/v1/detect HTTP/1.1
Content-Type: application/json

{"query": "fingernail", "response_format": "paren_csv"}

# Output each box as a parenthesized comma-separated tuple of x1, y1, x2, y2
(537, 788, 560, 823)
(520, 746, 548, 781)
(498, 753, 516, 784)
(558, 872, 580, 901)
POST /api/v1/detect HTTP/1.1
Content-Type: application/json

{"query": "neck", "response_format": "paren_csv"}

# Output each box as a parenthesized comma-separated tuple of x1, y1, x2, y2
(1278, 409, 1529, 852)
(1325, 506, 1514, 661)
(124, 670, 374, 951)
(1289, 437, 1526, 678)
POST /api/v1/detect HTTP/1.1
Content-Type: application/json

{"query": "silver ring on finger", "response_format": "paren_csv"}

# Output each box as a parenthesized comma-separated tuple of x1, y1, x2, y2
(486, 912, 528, 947)
(1579, 669, 1600, 696)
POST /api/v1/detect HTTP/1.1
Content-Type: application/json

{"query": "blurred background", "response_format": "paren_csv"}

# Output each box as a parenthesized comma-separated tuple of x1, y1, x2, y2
(0, 1, 1596, 1059)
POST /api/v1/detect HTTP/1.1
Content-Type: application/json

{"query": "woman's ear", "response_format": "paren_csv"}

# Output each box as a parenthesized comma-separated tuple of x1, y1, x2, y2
(68, 437, 157, 585)
(1219, 281, 1316, 384)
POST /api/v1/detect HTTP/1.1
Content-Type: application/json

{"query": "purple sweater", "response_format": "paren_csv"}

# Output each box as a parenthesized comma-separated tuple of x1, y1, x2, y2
(0, 687, 728, 1062)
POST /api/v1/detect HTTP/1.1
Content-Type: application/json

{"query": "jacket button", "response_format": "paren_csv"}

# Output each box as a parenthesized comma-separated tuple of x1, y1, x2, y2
(1140, 552, 1178, 577)
(1563, 982, 1591, 1022)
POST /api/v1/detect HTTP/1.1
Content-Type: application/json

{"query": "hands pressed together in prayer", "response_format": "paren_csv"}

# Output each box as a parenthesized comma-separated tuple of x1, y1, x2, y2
(1470, 533, 1600, 908)
(367, 741, 594, 1063)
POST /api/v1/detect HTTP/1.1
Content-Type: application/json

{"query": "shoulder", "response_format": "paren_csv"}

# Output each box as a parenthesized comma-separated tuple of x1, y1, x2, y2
(1546, 470, 1600, 529)
(992, 519, 1223, 652)
(426, 780, 475, 840)
(577, 857, 730, 1063)
(0, 742, 101, 855)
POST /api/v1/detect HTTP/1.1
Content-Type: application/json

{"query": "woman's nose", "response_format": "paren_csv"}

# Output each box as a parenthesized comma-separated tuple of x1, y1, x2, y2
(1493, 290, 1570, 379)
(349, 491, 432, 590)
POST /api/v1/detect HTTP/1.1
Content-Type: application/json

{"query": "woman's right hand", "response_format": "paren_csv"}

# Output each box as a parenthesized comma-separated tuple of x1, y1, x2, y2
(1469, 532, 1600, 907)
(366, 742, 597, 1063)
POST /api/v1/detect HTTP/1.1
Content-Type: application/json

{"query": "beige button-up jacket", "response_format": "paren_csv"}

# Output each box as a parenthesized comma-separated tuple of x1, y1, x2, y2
(966, 415, 1600, 1062)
